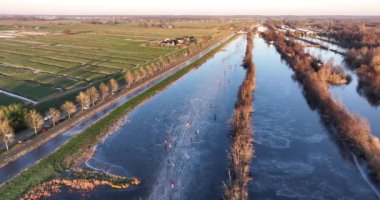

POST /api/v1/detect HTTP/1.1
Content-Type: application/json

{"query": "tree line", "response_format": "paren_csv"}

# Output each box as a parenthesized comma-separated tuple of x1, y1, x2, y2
(0, 78, 118, 151)
(321, 22, 380, 105)
(321, 22, 379, 49)
(263, 30, 350, 85)
(262, 29, 380, 182)
(350, 46, 380, 105)
(224, 32, 256, 200)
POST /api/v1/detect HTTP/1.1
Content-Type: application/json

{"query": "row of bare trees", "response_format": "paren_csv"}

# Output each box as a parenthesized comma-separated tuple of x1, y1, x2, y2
(71, 78, 119, 114)
(320, 21, 379, 49)
(0, 78, 120, 151)
(224, 32, 256, 200)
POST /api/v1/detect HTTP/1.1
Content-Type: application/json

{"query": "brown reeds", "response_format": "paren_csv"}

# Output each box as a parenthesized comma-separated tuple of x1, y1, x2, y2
(316, 63, 350, 85)
(356, 66, 380, 106)
(262, 30, 380, 182)
(22, 169, 140, 200)
(224, 32, 256, 200)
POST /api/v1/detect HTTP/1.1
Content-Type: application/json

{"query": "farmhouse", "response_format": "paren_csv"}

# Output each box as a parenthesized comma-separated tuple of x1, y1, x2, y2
(147, 36, 196, 47)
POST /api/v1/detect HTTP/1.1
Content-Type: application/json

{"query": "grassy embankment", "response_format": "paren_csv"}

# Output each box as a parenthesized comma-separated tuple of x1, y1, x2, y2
(0, 34, 237, 200)
(262, 30, 380, 182)
(224, 32, 256, 200)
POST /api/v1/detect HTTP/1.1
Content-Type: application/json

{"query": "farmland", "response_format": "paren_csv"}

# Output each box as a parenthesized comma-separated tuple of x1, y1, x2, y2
(0, 93, 23, 106)
(0, 19, 228, 104)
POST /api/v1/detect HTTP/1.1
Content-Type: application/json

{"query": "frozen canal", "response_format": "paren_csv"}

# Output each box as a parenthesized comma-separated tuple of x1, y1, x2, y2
(47, 35, 247, 199)
(45, 36, 379, 200)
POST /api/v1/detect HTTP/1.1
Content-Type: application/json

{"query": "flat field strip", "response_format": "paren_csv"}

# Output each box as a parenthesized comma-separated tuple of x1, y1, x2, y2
(0, 93, 24, 106)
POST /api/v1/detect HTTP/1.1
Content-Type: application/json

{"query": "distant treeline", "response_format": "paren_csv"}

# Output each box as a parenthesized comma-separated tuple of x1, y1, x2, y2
(320, 22, 379, 49)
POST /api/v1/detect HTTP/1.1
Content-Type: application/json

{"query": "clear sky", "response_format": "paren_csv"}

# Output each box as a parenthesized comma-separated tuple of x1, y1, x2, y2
(0, 0, 379, 15)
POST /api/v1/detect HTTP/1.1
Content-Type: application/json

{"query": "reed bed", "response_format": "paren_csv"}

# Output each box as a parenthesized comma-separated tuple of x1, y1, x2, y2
(262, 30, 380, 182)
(224, 32, 256, 200)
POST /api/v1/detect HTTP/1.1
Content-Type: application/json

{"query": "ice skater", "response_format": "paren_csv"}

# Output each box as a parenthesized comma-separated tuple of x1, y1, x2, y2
(164, 139, 173, 150)
(167, 159, 175, 167)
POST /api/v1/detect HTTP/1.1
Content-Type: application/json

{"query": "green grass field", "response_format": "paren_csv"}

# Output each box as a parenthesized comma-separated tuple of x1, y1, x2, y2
(0, 20, 227, 104)
(0, 93, 24, 106)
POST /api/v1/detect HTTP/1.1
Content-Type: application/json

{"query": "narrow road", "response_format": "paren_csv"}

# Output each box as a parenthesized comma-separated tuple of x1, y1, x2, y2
(0, 34, 234, 186)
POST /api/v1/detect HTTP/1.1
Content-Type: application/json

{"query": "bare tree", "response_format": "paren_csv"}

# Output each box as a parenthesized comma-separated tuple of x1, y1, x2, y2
(47, 108, 61, 127)
(61, 101, 76, 118)
(99, 83, 109, 101)
(109, 79, 119, 95)
(0, 119, 14, 151)
(25, 109, 44, 135)
(372, 54, 380, 69)
(124, 71, 134, 88)
(139, 68, 147, 81)
(86, 87, 99, 106)
(134, 71, 141, 83)
(76, 92, 90, 110)
(151, 65, 157, 74)
(0, 109, 6, 121)
(147, 67, 154, 76)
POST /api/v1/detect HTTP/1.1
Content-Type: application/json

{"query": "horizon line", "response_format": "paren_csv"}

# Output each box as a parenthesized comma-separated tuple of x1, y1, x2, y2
(1, 14, 380, 17)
